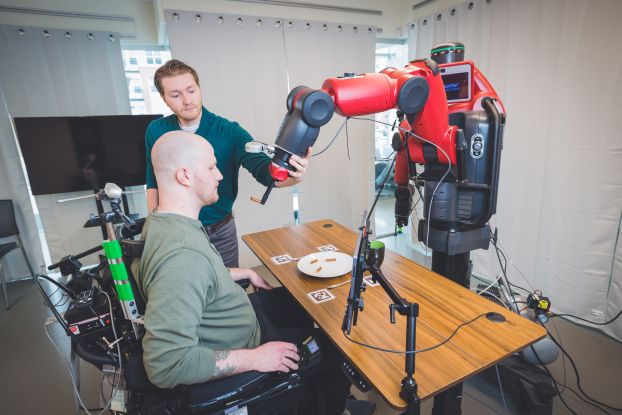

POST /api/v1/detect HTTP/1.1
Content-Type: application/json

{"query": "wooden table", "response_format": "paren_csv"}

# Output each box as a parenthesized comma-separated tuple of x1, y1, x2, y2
(243, 219, 546, 410)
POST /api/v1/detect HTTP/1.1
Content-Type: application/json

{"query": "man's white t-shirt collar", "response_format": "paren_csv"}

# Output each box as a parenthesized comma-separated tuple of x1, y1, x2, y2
(179, 117, 200, 134)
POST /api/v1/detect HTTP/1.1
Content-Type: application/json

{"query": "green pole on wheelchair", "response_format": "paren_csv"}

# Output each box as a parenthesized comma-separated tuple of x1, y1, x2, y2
(102, 238, 141, 323)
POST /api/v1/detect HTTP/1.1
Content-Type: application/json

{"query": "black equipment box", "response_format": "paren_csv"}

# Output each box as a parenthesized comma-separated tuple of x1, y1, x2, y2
(65, 290, 112, 337)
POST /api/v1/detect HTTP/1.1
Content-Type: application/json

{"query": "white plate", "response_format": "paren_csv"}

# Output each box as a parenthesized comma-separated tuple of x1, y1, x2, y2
(297, 251, 353, 278)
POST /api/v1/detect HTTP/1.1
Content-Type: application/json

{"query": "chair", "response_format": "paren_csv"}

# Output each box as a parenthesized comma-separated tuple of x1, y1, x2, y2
(0, 200, 35, 309)
(70, 238, 311, 414)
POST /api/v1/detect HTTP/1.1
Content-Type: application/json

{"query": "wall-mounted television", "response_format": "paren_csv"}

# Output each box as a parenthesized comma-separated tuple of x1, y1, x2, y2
(14, 114, 161, 195)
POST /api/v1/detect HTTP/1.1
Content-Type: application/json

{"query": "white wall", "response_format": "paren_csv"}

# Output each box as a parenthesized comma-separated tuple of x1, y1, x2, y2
(0, 0, 158, 44)
(161, 0, 410, 39)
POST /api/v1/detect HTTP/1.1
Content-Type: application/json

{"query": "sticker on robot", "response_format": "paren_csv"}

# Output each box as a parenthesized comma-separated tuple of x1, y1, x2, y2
(317, 244, 338, 252)
(363, 276, 380, 287)
(307, 289, 336, 304)
(271, 254, 294, 265)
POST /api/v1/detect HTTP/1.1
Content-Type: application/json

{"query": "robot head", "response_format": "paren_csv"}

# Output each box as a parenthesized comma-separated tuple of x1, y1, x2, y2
(431, 42, 465, 64)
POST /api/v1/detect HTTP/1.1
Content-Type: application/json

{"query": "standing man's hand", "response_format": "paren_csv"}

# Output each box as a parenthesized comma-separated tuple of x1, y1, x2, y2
(276, 147, 312, 187)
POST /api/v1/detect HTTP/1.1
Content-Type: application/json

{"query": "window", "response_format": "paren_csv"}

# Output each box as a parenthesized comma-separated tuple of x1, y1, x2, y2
(122, 48, 172, 115)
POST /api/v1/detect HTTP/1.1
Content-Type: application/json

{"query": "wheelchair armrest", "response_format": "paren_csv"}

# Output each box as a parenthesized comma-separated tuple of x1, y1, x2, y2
(185, 371, 270, 408)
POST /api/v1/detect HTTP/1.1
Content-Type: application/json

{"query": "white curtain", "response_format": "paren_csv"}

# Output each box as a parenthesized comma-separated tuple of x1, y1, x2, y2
(0, 83, 43, 279)
(166, 11, 375, 266)
(0, 25, 131, 275)
(409, 0, 622, 340)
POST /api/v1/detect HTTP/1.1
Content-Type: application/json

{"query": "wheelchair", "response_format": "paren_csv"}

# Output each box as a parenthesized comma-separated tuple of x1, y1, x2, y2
(37, 218, 313, 415)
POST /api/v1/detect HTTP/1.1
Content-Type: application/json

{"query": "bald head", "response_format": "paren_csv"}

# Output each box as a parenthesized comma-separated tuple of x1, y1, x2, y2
(152, 131, 222, 209)
(152, 131, 211, 185)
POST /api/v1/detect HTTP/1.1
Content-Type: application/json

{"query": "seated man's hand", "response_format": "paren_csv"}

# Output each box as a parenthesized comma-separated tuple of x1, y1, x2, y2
(252, 342, 300, 373)
(229, 267, 274, 290)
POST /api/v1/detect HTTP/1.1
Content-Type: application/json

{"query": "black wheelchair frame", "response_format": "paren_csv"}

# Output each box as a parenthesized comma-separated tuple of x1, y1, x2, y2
(38, 224, 313, 415)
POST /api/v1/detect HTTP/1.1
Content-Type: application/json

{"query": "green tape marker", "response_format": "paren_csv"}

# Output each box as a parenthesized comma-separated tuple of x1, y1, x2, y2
(103, 239, 140, 320)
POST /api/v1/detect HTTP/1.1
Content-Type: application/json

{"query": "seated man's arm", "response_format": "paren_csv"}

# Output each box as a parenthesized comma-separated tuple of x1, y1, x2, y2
(228, 267, 274, 290)
(212, 342, 299, 379)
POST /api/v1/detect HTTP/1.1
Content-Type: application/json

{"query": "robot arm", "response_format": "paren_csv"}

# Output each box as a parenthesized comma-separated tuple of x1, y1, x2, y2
(252, 59, 457, 205)
(250, 42, 505, 268)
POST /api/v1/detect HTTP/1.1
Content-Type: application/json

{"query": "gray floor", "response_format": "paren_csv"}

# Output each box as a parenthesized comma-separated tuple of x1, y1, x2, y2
(1, 198, 621, 414)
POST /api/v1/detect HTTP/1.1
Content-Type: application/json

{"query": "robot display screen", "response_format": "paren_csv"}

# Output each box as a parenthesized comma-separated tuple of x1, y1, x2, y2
(440, 63, 472, 103)
(442, 72, 470, 101)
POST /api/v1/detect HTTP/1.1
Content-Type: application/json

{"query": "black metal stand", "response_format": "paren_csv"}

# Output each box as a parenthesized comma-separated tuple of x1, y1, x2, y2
(342, 217, 421, 415)
(368, 264, 421, 415)
(430, 252, 469, 415)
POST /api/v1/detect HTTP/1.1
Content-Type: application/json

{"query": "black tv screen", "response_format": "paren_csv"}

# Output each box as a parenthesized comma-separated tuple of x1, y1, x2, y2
(14, 114, 161, 195)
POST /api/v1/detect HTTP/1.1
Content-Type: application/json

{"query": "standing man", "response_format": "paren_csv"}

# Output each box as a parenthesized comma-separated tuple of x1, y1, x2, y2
(145, 59, 311, 267)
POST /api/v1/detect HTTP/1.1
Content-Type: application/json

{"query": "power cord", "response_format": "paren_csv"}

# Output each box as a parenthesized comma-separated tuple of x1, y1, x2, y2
(352, 116, 453, 269)
(366, 151, 397, 222)
(42, 285, 122, 415)
(342, 312, 490, 354)
(312, 118, 349, 157)
(549, 310, 622, 326)
(488, 235, 621, 413)
(542, 323, 622, 412)
(529, 344, 579, 415)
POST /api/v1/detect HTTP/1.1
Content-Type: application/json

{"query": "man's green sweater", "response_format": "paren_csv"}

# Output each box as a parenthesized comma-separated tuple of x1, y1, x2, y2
(145, 107, 273, 226)
(133, 212, 261, 388)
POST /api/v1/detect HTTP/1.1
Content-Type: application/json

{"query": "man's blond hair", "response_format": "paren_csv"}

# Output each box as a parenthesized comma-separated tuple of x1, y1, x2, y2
(154, 59, 200, 95)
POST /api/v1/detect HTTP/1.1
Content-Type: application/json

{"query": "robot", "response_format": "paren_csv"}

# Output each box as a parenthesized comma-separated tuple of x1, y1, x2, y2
(249, 42, 557, 415)
(253, 41, 504, 291)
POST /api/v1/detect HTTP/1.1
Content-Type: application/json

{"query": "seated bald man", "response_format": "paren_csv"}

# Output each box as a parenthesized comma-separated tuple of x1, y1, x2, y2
(134, 131, 356, 415)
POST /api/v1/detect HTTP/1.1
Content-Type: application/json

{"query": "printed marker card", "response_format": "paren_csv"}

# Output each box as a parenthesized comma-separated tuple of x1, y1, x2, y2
(271, 254, 294, 265)
(307, 289, 336, 304)
(317, 244, 338, 252)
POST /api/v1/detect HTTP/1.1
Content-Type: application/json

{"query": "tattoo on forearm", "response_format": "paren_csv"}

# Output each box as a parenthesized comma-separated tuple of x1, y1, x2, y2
(214, 350, 230, 360)
(213, 350, 236, 379)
